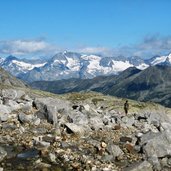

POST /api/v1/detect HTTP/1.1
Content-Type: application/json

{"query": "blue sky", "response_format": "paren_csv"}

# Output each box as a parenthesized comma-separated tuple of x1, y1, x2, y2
(0, 0, 171, 58)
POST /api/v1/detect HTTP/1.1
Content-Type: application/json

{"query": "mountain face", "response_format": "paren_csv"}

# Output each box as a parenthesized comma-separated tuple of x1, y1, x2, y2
(30, 67, 141, 94)
(30, 65, 171, 108)
(103, 65, 171, 104)
(0, 55, 47, 77)
(19, 52, 147, 82)
(1, 52, 171, 83)
(146, 53, 171, 66)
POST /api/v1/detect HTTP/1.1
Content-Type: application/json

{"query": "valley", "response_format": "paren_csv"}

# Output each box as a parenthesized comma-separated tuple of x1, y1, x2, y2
(30, 65, 171, 108)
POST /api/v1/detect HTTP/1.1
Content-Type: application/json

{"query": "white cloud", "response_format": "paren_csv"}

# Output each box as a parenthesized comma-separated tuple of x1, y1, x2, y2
(77, 46, 113, 56)
(0, 39, 60, 57)
(1, 35, 171, 59)
(117, 35, 171, 58)
(78, 35, 171, 58)
(12, 40, 48, 53)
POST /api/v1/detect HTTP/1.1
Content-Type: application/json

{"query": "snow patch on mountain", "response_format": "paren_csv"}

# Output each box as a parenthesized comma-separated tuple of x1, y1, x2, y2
(136, 63, 149, 70)
(111, 60, 133, 72)
(80, 55, 113, 75)
(151, 56, 167, 65)
(84, 55, 102, 73)
(12, 60, 47, 70)
(66, 57, 80, 71)
(53, 59, 66, 64)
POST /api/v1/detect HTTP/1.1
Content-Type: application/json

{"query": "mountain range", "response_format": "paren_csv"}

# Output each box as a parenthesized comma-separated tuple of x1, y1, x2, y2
(1, 51, 171, 82)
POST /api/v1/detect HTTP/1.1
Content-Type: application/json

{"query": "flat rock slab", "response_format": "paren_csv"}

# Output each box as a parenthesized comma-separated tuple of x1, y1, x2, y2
(65, 123, 85, 135)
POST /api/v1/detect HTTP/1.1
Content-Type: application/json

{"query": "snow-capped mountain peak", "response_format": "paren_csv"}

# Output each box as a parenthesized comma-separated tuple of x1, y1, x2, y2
(0, 56, 47, 75)
(149, 53, 171, 66)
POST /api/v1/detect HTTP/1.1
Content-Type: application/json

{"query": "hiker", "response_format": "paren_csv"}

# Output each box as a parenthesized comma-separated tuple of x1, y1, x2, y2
(124, 100, 129, 115)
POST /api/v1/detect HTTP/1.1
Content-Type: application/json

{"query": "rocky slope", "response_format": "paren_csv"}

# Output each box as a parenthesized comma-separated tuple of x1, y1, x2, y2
(1, 84, 171, 170)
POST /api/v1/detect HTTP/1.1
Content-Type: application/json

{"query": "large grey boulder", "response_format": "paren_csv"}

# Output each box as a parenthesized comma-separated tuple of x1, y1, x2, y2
(0, 113, 9, 122)
(147, 111, 171, 125)
(143, 130, 171, 158)
(139, 131, 159, 145)
(4, 100, 21, 111)
(106, 142, 124, 158)
(20, 102, 33, 112)
(122, 115, 135, 126)
(83, 104, 90, 111)
(160, 122, 171, 131)
(45, 105, 58, 125)
(89, 117, 104, 130)
(33, 97, 71, 125)
(148, 155, 161, 171)
(64, 123, 89, 135)
(18, 113, 34, 123)
(1, 89, 25, 100)
(69, 111, 89, 125)
(0, 104, 11, 115)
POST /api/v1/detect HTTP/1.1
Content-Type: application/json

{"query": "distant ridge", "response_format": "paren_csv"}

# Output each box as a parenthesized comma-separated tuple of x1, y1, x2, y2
(30, 65, 171, 108)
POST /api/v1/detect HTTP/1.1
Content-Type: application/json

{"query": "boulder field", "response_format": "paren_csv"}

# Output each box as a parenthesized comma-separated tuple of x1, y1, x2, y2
(0, 89, 171, 171)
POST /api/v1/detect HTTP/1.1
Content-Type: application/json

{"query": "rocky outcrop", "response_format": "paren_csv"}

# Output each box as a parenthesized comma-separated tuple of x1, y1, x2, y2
(33, 97, 71, 125)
